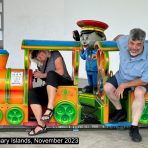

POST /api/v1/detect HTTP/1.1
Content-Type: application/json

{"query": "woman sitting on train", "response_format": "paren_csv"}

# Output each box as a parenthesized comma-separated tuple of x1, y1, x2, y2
(28, 50, 73, 136)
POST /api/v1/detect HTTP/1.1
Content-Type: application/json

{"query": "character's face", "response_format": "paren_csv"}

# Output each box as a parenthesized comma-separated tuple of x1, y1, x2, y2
(80, 32, 102, 48)
(36, 51, 48, 63)
(128, 39, 144, 57)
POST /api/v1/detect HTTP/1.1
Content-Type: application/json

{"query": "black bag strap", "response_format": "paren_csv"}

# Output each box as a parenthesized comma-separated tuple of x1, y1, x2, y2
(43, 57, 49, 73)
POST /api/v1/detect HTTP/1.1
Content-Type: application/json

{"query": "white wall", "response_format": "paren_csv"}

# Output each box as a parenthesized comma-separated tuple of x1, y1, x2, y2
(4, 0, 148, 78)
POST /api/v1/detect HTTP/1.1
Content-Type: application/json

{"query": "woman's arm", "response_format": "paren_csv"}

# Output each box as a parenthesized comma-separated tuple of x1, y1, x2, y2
(54, 57, 65, 75)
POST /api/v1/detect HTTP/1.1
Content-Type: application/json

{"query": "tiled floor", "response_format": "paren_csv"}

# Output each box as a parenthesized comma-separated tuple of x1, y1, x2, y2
(0, 128, 148, 148)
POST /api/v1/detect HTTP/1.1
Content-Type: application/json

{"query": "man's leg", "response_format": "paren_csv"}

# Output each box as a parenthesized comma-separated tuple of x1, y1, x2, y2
(132, 86, 146, 125)
(104, 79, 126, 122)
(104, 82, 122, 110)
(129, 86, 146, 142)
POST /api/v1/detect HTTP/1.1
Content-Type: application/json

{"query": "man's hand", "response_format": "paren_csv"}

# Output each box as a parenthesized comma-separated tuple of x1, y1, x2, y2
(115, 83, 126, 99)
(113, 34, 124, 41)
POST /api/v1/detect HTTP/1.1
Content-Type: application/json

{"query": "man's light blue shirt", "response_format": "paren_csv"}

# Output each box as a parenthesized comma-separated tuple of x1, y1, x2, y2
(115, 35, 148, 85)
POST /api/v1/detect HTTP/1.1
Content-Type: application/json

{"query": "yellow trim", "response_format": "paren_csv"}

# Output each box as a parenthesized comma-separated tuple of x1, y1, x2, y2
(94, 41, 119, 51)
(82, 27, 104, 33)
(100, 48, 119, 51)
(21, 46, 82, 51)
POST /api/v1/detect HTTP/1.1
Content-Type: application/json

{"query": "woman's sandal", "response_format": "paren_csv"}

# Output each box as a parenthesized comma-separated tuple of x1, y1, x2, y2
(28, 125, 47, 136)
(40, 108, 54, 122)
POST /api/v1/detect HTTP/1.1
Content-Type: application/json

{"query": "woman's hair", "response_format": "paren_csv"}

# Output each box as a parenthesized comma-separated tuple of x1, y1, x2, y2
(30, 50, 40, 59)
(29, 50, 41, 67)
(129, 28, 146, 41)
(30, 50, 50, 59)
(30, 50, 50, 67)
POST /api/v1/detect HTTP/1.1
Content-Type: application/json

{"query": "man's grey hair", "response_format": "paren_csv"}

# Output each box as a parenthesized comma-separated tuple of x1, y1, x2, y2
(129, 28, 146, 41)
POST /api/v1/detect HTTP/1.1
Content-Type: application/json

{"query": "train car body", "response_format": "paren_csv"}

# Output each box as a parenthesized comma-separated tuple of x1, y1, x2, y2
(0, 40, 148, 129)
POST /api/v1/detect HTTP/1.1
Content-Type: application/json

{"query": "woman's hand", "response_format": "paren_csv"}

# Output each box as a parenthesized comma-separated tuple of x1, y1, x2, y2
(33, 70, 47, 79)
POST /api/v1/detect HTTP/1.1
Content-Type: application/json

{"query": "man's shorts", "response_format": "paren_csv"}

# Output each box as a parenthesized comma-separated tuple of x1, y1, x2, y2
(106, 75, 148, 92)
